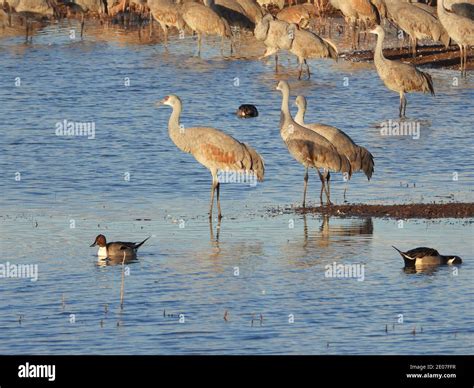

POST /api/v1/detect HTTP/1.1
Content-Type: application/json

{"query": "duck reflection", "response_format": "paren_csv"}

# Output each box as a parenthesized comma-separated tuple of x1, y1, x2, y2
(402, 265, 440, 275)
(96, 256, 139, 267)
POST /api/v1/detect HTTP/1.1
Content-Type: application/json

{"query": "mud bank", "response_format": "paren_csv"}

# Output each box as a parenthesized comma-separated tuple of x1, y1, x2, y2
(343, 44, 474, 71)
(294, 202, 474, 219)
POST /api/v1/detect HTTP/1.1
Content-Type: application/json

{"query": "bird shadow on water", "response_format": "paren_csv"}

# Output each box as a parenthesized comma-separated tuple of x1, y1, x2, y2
(282, 214, 374, 268)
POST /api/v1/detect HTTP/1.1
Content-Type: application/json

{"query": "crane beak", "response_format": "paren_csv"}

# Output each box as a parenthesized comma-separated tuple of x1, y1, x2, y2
(90, 241, 97, 247)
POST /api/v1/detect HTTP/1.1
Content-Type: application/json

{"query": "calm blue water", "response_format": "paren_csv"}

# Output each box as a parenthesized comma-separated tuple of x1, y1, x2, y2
(0, 21, 473, 354)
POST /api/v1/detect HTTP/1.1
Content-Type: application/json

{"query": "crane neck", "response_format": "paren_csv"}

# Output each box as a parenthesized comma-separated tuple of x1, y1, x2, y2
(168, 101, 182, 136)
(279, 86, 296, 139)
(294, 106, 305, 126)
(374, 31, 386, 62)
(437, 0, 447, 17)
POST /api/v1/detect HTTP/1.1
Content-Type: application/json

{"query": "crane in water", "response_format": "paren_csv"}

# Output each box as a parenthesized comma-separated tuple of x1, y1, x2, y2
(437, 0, 474, 75)
(276, 81, 352, 206)
(294, 95, 374, 201)
(158, 95, 264, 220)
(370, 25, 435, 118)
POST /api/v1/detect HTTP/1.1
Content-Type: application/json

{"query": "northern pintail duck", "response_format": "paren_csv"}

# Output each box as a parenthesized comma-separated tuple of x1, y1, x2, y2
(393, 246, 462, 267)
(90, 234, 150, 259)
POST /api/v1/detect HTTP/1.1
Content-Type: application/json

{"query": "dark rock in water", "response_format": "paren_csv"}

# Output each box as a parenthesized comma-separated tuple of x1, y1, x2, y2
(236, 104, 258, 118)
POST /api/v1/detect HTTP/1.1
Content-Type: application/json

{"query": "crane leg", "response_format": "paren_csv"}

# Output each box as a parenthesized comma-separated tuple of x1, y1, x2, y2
(209, 177, 217, 220)
(275, 54, 279, 73)
(149, 12, 153, 39)
(402, 94, 407, 118)
(216, 181, 222, 220)
(197, 33, 202, 57)
(325, 171, 332, 206)
(161, 23, 169, 49)
(302, 167, 309, 208)
(305, 60, 311, 80)
(298, 61, 303, 80)
(398, 92, 407, 118)
(317, 169, 325, 206)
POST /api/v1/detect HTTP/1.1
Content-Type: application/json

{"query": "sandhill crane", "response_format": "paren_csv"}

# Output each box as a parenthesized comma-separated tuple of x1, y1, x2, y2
(181, 0, 233, 56)
(437, 0, 474, 75)
(294, 95, 374, 200)
(384, 0, 450, 57)
(370, 25, 435, 118)
(276, 81, 352, 206)
(276, 5, 312, 27)
(234, 0, 263, 24)
(208, 0, 254, 30)
(330, 0, 380, 49)
(6, 0, 56, 15)
(254, 14, 296, 71)
(148, 0, 186, 47)
(290, 26, 338, 79)
(158, 95, 264, 219)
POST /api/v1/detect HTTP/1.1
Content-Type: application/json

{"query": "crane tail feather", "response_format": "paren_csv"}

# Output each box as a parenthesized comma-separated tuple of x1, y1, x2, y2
(359, 146, 375, 181)
(242, 143, 265, 182)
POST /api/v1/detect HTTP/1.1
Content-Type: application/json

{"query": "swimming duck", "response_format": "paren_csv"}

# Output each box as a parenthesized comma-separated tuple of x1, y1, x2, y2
(393, 246, 462, 267)
(90, 234, 150, 259)
(236, 104, 258, 118)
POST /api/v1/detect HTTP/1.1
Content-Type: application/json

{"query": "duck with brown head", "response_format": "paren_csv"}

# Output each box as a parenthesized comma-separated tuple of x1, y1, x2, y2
(90, 234, 150, 259)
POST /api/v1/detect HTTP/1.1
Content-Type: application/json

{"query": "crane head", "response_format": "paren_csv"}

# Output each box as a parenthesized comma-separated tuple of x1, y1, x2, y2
(157, 95, 180, 107)
(294, 95, 307, 109)
(275, 80, 289, 92)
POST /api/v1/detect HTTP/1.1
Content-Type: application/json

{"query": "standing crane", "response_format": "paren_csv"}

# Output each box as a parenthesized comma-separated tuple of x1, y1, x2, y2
(276, 81, 352, 206)
(158, 95, 264, 220)
(290, 27, 338, 79)
(370, 25, 435, 118)
(148, 0, 186, 47)
(384, 0, 450, 57)
(181, 0, 233, 56)
(294, 95, 374, 201)
(437, 0, 474, 75)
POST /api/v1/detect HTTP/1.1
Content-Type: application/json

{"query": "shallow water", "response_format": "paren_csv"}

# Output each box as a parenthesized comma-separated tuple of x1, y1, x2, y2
(0, 21, 473, 354)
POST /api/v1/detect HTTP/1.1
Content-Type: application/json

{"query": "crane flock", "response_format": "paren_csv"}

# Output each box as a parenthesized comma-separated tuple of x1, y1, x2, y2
(1, 0, 472, 216)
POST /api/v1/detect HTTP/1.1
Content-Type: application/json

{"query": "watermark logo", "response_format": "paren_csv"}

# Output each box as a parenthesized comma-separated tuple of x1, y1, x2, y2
(217, 170, 257, 187)
(0, 262, 38, 282)
(325, 262, 365, 282)
(55, 119, 95, 139)
(380, 119, 420, 140)
(18, 363, 55, 382)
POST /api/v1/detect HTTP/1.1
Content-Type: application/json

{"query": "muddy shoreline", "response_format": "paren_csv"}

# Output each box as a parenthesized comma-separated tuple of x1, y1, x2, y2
(291, 202, 474, 219)
(343, 44, 474, 71)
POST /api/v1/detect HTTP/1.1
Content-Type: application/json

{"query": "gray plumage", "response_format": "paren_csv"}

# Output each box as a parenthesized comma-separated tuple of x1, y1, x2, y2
(148, 0, 186, 46)
(276, 81, 352, 207)
(437, 0, 474, 75)
(384, 0, 451, 57)
(370, 25, 435, 118)
(254, 14, 296, 71)
(159, 94, 264, 219)
(290, 27, 338, 80)
(181, 0, 233, 56)
(295, 95, 374, 181)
